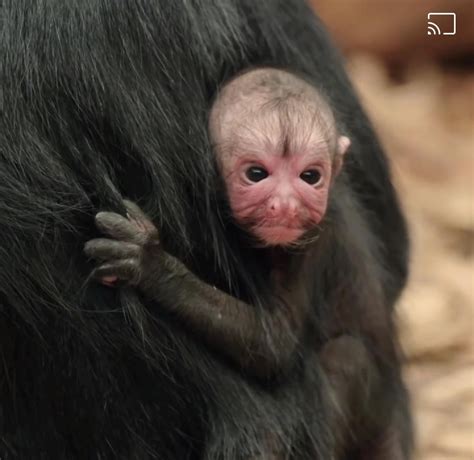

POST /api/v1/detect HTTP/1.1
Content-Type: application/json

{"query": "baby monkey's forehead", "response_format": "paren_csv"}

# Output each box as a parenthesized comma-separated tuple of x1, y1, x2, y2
(229, 110, 335, 158)
(209, 68, 338, 154)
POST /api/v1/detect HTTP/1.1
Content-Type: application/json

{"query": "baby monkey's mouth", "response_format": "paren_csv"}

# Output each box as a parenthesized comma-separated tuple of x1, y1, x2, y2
(253, 224, 306, 246)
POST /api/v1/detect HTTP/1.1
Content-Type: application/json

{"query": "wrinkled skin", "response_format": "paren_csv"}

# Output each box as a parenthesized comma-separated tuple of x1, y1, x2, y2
(209, 69, 350, 245)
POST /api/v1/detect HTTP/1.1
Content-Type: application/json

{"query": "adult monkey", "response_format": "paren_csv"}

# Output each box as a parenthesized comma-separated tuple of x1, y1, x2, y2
(0, 1, 412, 460)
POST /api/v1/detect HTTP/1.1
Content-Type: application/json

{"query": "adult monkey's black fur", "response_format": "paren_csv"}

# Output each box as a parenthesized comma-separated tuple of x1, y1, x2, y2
(0, 1, 412, 459)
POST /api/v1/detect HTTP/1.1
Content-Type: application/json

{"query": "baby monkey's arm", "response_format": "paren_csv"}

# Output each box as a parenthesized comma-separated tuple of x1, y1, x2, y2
(84, 200, 305, 379)
(84, 201, 400, 458)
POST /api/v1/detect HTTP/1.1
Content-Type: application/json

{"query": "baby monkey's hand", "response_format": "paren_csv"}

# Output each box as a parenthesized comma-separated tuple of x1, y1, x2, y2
(84, 200, 160, 287)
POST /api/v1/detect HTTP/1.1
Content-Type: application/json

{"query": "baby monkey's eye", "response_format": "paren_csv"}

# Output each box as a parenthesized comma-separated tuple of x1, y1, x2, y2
(245, 166, 269, 183)
(300, 169, 322, 185)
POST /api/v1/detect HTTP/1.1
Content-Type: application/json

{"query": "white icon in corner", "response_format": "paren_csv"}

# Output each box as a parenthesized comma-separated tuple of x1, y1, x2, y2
(427, 12, 456, 35)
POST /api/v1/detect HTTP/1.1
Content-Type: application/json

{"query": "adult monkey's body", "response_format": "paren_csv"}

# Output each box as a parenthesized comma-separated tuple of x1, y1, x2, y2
(1, 1, 412, 459)
(85, 69, 408, 458)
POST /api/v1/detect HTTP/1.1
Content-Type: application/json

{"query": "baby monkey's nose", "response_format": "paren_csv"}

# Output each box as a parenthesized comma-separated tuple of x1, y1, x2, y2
(268, 198, 281, 216)
(267, 196, 299, 219)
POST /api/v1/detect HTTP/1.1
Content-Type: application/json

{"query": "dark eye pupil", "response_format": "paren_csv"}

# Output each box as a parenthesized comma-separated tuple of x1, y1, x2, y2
(246, 167, 269, 183)
(300, 170, 321, 185)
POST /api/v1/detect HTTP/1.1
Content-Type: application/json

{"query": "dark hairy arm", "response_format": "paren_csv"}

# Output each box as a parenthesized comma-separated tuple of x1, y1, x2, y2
(84, 201, 306, 379)
(84, 200, 407, 458)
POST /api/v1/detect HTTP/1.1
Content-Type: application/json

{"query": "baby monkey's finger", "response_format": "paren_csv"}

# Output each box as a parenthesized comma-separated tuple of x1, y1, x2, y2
(101, 275, 119, 287)
(124, 200, 159, 238)
(123, 200, 149, 221)
(95, 212, 146, 244)
(92, 259, 141, 285)
(84, 239, 139, 261)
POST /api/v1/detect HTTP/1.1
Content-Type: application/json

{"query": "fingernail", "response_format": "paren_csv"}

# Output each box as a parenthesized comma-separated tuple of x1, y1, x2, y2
(102, 276, 118, 287)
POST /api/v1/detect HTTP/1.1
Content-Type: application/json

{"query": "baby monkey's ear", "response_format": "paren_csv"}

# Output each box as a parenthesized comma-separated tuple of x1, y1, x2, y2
(333, 136, 351, 177)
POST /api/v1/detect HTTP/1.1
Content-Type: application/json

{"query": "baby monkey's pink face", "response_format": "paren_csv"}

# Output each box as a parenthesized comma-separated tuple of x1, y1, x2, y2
(209, 69, 350, 246)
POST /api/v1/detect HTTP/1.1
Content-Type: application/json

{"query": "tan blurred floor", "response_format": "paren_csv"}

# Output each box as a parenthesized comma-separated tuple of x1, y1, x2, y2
(347, 56, 474, 460)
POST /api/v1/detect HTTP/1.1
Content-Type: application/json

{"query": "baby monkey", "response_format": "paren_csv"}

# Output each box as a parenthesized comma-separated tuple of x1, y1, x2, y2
(85, 69, 400, 458)
(85, 68, 350, 377)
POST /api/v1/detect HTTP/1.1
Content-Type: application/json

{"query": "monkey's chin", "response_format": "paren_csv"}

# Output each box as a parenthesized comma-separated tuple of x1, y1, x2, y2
(255, 226, 305, 246)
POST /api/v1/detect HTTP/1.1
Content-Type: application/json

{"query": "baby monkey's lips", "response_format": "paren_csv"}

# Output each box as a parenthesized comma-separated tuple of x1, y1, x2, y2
(255, 225, 306, 246)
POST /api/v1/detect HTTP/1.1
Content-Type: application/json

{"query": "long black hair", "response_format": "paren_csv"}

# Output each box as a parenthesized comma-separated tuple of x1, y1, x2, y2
(0, 1, 409, 458)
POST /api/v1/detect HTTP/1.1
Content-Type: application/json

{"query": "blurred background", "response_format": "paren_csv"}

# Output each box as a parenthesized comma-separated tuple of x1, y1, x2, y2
(311, 1, 473, 458)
